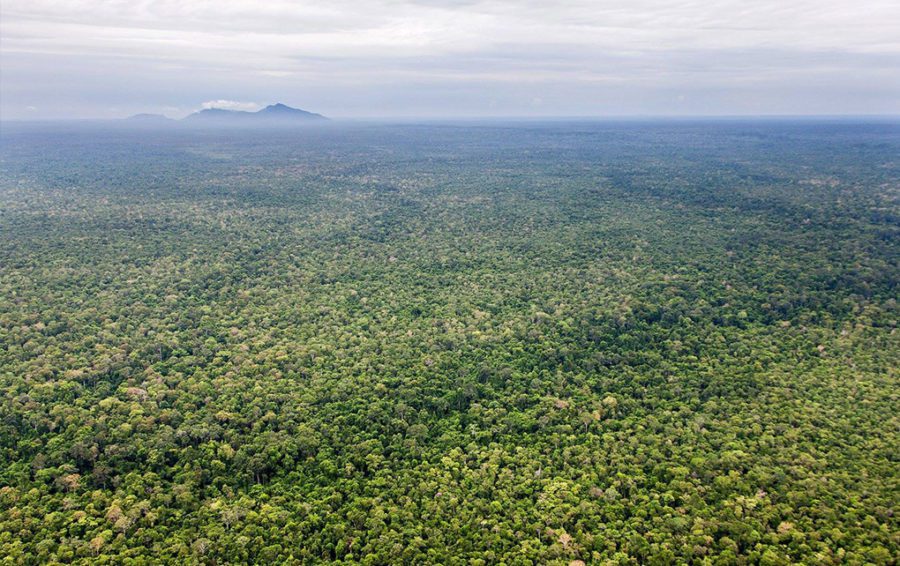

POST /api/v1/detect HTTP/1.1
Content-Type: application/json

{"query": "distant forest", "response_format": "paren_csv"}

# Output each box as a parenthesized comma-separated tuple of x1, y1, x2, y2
(0, 121, 897, 564)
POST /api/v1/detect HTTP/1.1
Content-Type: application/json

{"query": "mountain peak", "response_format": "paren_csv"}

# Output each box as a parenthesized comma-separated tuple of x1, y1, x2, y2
(184, 103, 327, 123)
(257, 103, 325, 119)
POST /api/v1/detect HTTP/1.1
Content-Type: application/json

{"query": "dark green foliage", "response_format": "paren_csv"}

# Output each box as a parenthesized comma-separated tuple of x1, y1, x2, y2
(0, 121, 897, 564)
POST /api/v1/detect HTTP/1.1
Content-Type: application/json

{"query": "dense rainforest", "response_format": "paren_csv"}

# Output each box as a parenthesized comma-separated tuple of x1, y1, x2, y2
(0, 120, 897, 564)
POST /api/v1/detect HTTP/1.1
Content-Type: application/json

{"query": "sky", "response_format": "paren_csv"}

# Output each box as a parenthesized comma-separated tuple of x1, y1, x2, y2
(1, 0, 898, 119)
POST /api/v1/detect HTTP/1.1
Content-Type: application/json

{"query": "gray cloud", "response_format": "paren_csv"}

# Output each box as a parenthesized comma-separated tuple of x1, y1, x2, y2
(1, 0, 898, 118)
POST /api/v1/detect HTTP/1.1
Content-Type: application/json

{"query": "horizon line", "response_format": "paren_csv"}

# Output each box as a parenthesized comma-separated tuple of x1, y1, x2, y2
(3, 113, 900, 124)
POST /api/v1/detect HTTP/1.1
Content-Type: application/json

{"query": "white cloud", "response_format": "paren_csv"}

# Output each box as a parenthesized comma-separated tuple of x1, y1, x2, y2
(200, 100, 260, 111)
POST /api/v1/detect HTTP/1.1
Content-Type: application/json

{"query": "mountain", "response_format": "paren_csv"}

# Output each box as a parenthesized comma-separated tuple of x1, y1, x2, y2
(184, 108, 246, 121)
(256, 103, 325, 120)
(183, 103, 326, 123)
(126, 113, 174, 122)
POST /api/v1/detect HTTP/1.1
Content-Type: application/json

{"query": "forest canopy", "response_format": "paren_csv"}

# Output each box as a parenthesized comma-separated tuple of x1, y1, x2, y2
(0, 120, 897, 564)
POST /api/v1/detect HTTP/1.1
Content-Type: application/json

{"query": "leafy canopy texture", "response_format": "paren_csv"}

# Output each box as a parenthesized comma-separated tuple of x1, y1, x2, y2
(0, 121, 897, 564)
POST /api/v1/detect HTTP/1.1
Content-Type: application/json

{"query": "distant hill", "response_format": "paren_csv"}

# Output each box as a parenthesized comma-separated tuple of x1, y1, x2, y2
(183, 103, 327, 123)
(126, 113, 174, 122)
(256, 103, 325, 120)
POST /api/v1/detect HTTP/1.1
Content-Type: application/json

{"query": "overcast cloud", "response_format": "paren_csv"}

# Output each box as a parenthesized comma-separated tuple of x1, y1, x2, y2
(1, 0, 898, 119)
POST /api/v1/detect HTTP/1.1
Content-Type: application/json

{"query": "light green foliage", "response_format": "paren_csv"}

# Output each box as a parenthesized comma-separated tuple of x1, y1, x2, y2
(0, 122, 897, 564)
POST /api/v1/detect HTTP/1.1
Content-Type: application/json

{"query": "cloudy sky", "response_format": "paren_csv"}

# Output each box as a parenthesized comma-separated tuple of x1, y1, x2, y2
(1, 0, 898, 119)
